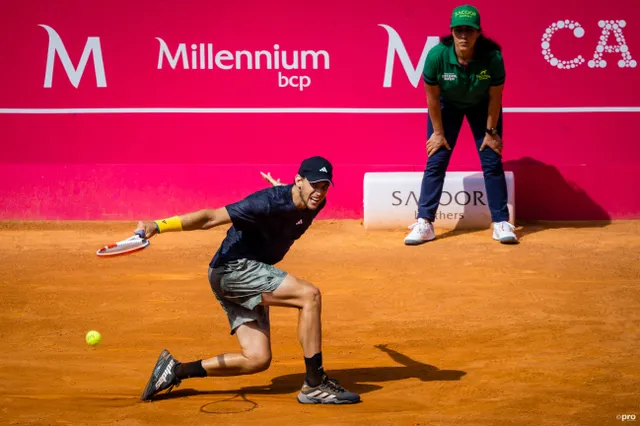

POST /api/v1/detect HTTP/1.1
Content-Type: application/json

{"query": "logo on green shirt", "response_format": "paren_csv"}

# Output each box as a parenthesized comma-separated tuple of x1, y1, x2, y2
(476, 70, 491, 80)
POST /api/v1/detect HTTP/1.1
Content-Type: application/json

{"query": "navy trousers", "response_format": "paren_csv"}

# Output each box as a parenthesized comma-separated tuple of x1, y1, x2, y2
(417, 99, 510, 223)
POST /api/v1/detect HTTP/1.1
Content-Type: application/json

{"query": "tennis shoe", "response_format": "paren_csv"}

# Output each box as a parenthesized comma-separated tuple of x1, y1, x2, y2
(493, 221, 518, 244)
(141, 349, 181, 401)
(297, 374, 361, 404)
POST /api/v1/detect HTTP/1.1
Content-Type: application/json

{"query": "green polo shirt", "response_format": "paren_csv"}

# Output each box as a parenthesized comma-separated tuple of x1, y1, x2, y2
(423, 42, 505, 109)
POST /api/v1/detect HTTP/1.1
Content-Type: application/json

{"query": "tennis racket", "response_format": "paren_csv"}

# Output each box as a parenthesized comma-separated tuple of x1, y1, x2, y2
(96, 230, 150, 257)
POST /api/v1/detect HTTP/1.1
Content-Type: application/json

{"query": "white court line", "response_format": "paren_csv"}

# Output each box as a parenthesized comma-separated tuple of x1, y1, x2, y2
(0, 107, 639, 114)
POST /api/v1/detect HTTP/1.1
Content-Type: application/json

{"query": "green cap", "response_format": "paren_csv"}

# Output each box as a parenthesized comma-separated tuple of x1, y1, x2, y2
(450, 4, 481, 30)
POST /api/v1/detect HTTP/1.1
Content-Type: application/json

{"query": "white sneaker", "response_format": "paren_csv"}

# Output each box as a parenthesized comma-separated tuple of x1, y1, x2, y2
(493, 221, 518, 244)
(404, 218, 435, 245)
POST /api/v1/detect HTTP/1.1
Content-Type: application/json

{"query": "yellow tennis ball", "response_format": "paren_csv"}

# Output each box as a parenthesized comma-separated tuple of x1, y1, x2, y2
(86, 330, 102, 346)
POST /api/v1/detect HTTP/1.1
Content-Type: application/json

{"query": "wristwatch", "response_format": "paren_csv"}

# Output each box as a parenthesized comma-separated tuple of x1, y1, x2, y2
(485, 127, 498, 136)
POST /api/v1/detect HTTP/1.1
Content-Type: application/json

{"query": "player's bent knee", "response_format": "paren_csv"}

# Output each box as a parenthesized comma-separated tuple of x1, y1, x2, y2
(302, 284, 321, 306)
(244, 350, 272, 372)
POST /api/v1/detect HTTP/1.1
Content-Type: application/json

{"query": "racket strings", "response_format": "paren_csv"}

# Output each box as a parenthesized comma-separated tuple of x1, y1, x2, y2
(114, 239, 144, 248)
(98, 234, 148, 255)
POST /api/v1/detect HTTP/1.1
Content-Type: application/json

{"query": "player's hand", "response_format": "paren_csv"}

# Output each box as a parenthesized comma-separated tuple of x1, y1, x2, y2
(260, 171, 284, 187)
(134, 221, 159, 239)
(479, 133, 503, 156)
(426, 132, 451, 157)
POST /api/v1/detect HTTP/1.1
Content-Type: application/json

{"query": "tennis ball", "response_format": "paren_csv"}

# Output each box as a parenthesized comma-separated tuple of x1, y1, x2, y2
(86, 330, 102, 346)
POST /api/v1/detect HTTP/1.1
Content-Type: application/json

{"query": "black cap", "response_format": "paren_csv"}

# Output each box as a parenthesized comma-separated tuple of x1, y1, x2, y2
(298, 156, 334, 185)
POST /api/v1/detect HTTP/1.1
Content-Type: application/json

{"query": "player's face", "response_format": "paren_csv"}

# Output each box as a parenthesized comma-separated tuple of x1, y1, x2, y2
(452, 26, 479, 53)
(298, 177, 329, 210)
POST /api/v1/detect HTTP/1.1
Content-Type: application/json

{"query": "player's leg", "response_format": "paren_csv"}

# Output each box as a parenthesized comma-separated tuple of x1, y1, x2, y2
(261, 274, 361, 404)
(405, 101, 465, 245)
(140, 321, 272, 401)
(194, 263, 276, 376)
(202, 321, 273, 375)
(261, 274, 322, 378)
(465, 102, 517, 243)
(140, 262, 277, 401)
(141, 260, 358, 403)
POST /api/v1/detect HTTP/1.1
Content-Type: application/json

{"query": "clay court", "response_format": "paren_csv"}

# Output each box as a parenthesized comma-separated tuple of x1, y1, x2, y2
(1, 220, 638, 425)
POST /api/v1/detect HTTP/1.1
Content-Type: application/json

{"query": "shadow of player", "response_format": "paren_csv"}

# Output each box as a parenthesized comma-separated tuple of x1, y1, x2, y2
(151, 344, 466, 401)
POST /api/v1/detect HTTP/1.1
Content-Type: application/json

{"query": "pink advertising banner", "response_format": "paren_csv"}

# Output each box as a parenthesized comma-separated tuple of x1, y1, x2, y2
(1, 0, 639, 221)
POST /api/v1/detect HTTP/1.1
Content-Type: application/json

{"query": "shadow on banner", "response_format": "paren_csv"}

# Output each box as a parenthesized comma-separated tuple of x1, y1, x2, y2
(439, 157, 611, 241)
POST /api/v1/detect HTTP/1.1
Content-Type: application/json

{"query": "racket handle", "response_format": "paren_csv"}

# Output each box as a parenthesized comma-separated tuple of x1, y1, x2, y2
(135, 230, 146, 239)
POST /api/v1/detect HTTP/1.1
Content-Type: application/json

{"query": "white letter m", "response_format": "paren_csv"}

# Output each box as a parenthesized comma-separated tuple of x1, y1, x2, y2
(39, 24, 107, 88)
(379, 24, 439, 88)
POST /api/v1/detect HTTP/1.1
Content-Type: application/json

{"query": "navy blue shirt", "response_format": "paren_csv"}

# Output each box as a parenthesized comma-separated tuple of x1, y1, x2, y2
(210, 184, 326, 267)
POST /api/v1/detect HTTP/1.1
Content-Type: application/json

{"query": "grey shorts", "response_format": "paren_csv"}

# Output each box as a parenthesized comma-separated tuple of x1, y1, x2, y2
(208, 259, 288, 335)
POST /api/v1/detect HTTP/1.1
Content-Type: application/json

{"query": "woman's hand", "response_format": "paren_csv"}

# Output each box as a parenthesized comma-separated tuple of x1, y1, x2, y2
(426, 132, 451, 157)
(479, 133, 503, 156)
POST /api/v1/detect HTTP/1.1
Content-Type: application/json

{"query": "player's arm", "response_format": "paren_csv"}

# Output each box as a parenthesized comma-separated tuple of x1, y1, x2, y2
(260, 171, 284, 186)
(135, 207, 231, 238)
(177, 207, 231, 230)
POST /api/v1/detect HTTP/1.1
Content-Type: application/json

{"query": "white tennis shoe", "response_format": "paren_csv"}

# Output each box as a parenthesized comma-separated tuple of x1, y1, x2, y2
(404, 218, 436, 245)
(493, 221, 518, 244)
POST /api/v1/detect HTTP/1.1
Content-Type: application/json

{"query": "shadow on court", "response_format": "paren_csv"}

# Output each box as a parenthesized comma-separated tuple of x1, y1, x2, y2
(152, 344, 466, 401)
(435, 157, 611, 241)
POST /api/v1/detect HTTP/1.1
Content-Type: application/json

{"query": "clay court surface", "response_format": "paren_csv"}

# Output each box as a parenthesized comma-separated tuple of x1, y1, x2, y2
(0, 220, 638, 425)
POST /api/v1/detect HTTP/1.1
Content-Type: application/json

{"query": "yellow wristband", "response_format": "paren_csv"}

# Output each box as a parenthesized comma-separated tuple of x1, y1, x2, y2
(154, 216, 183, 233)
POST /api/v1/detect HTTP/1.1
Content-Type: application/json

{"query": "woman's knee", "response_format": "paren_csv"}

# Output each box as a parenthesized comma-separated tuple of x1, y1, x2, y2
(480, 155, 504, 174)
(426, 151, 452, 173)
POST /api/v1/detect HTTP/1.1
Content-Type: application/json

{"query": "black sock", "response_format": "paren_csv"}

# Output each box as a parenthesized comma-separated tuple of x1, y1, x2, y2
(175, 360, 207, 380)
(304, 353, 324, 387)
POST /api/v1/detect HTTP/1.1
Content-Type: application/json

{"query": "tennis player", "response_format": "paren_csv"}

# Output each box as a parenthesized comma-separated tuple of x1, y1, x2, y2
(138, 156, 360, 405)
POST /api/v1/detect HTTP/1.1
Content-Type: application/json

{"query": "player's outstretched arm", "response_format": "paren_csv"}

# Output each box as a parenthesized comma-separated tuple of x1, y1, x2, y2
(260, 171, 284, 187)
(135, 207, 232, 238)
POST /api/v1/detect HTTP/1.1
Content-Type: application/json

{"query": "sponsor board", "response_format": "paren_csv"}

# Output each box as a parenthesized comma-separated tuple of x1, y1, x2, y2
(363, 172, 515, 230)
